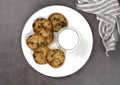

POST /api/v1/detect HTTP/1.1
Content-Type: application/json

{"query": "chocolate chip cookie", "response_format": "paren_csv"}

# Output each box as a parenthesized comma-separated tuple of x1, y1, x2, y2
(48, 13, 67, 32)
(33, 18, 53, 33)
(38, 28, 54, 45)
(47, 49, 65, 68)
(33, 46, 50, 64)
(26, 34, 47, 50)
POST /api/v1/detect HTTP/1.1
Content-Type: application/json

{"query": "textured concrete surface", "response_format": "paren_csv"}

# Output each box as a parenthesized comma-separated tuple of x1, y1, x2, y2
(0, 0, 120, 85)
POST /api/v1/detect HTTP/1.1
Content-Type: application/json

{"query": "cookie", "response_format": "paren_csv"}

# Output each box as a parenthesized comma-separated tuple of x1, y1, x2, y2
(48, 13, 67, 32)
(33, 46, 50, 64)
(33, 18, 53, 33)
(38, 28, 54, 45)
(26, 34, 47, 50)
(47, 49, 65, 68)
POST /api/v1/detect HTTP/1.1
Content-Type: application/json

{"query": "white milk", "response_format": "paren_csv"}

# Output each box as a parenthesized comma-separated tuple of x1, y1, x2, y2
(58, 29, 79, 50)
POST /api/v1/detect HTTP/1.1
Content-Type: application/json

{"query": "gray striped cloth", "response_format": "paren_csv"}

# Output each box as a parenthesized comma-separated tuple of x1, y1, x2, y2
(76, 0, 120, 56)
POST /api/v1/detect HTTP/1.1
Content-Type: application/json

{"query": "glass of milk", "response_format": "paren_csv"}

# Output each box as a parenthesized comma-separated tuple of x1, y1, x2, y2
(56, 26, 81, 52)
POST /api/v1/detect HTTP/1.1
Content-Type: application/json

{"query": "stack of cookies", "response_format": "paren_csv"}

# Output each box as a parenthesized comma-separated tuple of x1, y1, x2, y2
(26, 13, 68, 68)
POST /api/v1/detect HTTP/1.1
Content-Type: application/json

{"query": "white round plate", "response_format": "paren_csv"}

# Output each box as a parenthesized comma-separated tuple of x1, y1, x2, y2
(21, 5, 93, 77)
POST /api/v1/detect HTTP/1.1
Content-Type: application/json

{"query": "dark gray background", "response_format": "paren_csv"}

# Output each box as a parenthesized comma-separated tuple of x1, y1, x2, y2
(0, 0, 120, 85)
